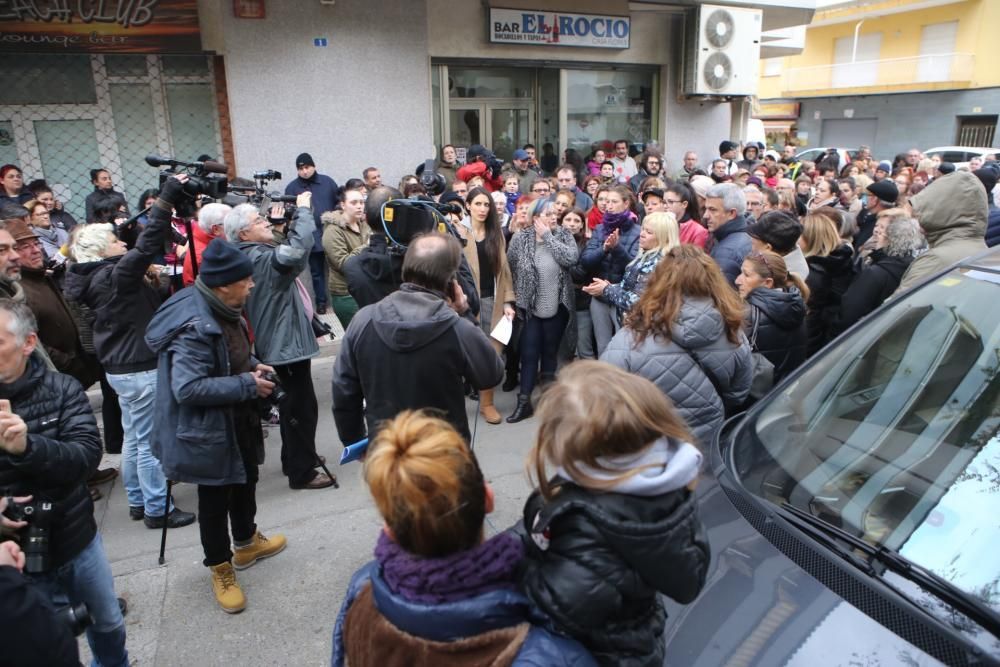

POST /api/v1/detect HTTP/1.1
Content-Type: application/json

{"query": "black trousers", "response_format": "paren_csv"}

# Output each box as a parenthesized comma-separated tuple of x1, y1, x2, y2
(99, 374, 123, 454)
(198, 459, 258, 567)
(275, 359, 320, 486)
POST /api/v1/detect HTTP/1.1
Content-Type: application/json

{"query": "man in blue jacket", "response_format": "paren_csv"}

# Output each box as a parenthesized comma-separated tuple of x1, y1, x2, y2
(284, 153, 339, 314)
(146, 239, 287, 613)
(703, 183, 751, 287)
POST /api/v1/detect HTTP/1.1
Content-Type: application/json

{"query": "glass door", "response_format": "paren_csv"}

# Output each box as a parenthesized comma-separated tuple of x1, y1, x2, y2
(447, 101, 533, 164)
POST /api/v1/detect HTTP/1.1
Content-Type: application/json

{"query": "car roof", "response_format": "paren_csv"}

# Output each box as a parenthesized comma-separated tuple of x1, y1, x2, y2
(924, 146, 1000, 153)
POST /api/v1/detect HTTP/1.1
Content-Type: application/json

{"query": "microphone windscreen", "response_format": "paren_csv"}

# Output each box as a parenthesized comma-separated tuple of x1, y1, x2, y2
(202, 161, 229, 175)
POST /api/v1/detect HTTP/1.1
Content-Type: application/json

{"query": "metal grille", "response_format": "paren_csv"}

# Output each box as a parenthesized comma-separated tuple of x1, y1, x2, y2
(0, 53, 222, 222)
(956, 116, 997, 148)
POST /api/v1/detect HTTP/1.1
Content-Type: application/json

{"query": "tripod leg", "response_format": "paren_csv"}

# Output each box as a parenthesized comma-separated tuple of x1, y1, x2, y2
(158, 480, 173, 565)
(316, 457, 339, 489)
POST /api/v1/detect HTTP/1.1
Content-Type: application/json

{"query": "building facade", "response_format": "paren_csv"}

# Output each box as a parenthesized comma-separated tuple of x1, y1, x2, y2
(1, 0, 812, 216)
(756, 0, 1000, 156)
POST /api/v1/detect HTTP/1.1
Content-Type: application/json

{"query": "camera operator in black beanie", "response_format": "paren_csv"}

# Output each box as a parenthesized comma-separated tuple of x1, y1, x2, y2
(0, 299, 128, 665)
(146, 238, 287, 614)
(284, 152, 340, 315)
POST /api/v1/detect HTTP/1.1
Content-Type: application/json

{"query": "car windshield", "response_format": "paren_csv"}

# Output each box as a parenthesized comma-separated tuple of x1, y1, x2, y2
(732, 266, 1000, 615)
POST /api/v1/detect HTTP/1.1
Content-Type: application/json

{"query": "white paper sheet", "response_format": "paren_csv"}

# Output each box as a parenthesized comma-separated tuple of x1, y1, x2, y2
(490, 315, 513, 345)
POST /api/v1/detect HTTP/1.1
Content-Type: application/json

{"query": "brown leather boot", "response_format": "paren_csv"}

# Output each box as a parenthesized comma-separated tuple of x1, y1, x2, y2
(479, 388, 502, 424)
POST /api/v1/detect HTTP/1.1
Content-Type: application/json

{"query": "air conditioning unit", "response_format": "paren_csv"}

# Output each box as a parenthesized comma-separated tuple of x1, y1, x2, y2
(683, 4, 762, 97)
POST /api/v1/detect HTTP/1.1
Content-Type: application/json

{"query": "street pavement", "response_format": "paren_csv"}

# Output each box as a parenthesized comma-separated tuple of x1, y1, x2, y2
(79, 324, 541, 665)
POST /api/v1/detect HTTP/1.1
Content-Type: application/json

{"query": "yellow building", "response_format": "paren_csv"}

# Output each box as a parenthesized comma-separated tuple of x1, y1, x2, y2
(756, 0, 1000, 156)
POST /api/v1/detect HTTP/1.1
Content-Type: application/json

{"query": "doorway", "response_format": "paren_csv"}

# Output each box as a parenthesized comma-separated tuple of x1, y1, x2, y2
(448, 101, 534, 163)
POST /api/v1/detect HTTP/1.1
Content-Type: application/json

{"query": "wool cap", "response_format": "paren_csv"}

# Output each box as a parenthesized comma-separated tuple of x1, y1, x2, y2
(199, 238, 253, 287)
(876, 161, 892, 174)
(974, 167, 998, 194)
(867, 180, 899, 205)
(296, 153, 315, 168)
(937, 162, 956, 175)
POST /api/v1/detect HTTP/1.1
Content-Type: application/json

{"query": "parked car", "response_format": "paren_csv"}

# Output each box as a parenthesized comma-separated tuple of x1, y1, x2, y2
(923, 146, 1000, 170)
(795, 147, 859, 171)
(661, 247, 1000, 666)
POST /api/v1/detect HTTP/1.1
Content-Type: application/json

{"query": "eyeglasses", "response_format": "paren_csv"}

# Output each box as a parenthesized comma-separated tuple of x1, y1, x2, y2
(532, 187, 550, 194)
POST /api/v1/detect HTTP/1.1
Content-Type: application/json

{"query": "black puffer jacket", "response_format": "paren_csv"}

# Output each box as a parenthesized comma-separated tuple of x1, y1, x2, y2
(63, 198, 172, 374)
(0, 355, 102, 569)
(804, 243, 856, 356)
(518, 482, 710, 667)
(745, 286, 807, 383)
(831, 249, 912, 338)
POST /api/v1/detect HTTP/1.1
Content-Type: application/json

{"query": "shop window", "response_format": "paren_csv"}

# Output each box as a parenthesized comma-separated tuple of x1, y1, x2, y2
(565, 69, 656, 155)
(448, 68, 533, 98)
(105, 55, 149, 78)
(0, 55, 97, 105)
(162, 55, 210, 78)
(165, 84, 219, 162)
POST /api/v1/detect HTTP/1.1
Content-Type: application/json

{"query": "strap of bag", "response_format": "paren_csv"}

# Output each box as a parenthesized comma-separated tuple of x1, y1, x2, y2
(749, 306, 761, 350)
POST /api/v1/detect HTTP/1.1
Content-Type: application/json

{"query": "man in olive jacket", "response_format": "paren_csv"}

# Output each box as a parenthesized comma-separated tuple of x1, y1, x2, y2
(226, 193, 335, 490)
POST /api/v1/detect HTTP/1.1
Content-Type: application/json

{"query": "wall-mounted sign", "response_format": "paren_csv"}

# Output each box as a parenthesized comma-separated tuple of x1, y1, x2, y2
(0, 0, 202, 53)
(489, 8, 630, 49)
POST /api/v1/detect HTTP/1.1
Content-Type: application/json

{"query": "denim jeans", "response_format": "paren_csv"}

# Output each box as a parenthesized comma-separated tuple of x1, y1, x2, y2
(590, 298, 621, 357)
(106, 370, 171, 516)
(27, 534, 128, 667)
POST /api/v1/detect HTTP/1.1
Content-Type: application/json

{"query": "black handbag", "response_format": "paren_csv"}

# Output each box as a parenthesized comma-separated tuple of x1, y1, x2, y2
(748, 306, 775, 401)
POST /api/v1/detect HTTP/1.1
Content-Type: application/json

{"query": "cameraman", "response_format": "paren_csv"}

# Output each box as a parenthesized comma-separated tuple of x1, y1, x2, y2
(225, 192, 335, 490)
(332, 232, 503, 444)
(146, 239, 287, 613)
(0, 299, 128, 665)
(457, 144, 504, 192)
(343, 187, 480, 319)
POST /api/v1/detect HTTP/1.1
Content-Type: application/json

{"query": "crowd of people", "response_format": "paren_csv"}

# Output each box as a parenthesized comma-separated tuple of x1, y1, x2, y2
(0, 134, 996, 665)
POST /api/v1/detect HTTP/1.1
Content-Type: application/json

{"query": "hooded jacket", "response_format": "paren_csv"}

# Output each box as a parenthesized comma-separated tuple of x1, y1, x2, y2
(331, 284, 503, 444)
(63, 197, 172, 374)
(601, 297, 752, 445)
(518, 440, 710, 667)
(238, 205, 319, 365)
(144, 288, 261, 486)
(322, 210, 371, 297)
(744, 287, 807, 383)
(804, 243, 856, 356)
(333, 561, 596, 667)
(0, 354, 101, 569)
(831, 249, 912, 338)
(897, 171, 988, 293)
(986, 203, 1000, 248)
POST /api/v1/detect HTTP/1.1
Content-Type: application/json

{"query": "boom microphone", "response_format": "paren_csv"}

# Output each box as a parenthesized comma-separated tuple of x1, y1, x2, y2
(145, 154, 179, 168)
(198, 160, 229, 175)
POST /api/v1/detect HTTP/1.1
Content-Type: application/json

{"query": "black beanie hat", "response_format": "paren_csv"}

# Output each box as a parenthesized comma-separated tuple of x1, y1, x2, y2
(199, 238, 254, 288)
(974, 167, 998, 195)
(867, 180, 899, 205)
(296, 152, 315, 168)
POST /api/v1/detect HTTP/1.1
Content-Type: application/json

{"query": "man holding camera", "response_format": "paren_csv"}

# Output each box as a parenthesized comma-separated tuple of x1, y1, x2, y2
(226, 192, 335, 490)
(0, 299, 128, 665)
(457, 144, 504, 192)
(333, 232, 503, 444)
(146, 238, 287, 613)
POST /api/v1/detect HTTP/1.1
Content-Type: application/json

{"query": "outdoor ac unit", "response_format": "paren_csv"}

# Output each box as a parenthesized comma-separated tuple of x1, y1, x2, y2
(683, 4, 762, 97)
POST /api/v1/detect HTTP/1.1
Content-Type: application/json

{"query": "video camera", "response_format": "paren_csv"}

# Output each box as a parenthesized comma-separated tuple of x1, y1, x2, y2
(225, 170, 299, 223)
(145, 154, 229, 218)
(381, 196, 462, 254)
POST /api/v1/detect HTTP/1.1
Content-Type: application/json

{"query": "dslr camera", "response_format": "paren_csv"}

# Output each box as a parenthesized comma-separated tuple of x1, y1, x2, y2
(4, 498, 54, 574)
(257, 370, 288, 421)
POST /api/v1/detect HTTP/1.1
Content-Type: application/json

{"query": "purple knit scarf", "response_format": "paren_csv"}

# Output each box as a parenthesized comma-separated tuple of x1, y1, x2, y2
(602, 210, 637, 233)
(375, 530, 524, 604)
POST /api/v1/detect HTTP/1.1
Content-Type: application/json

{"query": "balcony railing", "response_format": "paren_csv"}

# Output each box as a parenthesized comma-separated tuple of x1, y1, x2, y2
(783, 53, 975, 94)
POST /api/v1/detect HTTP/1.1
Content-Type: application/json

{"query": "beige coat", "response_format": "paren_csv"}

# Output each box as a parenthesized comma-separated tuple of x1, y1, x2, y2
(322, 210, 371, 296)
(459, 227, 515, 333)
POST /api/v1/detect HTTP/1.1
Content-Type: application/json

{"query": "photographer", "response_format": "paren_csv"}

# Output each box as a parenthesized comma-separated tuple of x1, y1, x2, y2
(226, 192, 335, 490)
(457, 144, 504, 192)
(146, 239, 287, 613)
(65, 175, 196, 530)
(343, 187, 480, 320)
(332, 233, 503, 445)
(0, 299, 128, 665)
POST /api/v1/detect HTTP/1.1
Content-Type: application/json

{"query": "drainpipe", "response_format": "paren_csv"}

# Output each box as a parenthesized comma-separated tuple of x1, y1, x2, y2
(851, 20, 866, 62)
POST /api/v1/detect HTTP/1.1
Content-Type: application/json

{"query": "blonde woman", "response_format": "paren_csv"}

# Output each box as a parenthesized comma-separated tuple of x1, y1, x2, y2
(583, 211, 680, 324)
(799, 211, 855, 355)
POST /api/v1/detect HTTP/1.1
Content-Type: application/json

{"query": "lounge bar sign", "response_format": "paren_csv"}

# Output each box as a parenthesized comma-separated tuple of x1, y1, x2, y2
(0, 0, 202, 53)
(489, 8, 630, 49)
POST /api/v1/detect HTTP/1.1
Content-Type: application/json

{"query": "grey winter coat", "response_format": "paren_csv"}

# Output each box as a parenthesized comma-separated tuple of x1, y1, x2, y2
(507, 227, 578, 317)
(601, 297, 752, 445)
(238, 205, 319, 365)
(145, 288, 260, 486)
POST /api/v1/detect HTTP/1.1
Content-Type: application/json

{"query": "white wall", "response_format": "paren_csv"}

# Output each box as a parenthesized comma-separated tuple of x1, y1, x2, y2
(205, 0, 433, 190)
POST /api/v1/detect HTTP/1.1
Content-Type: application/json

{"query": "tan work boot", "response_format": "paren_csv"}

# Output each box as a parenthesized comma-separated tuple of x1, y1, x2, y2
(209, 562, 246, 614)
(233, 531, 287, 570)
(479, 388, 502, 425)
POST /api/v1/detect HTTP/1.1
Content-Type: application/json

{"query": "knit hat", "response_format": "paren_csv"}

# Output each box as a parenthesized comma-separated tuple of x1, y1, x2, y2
(199, 238, 253, 288)
(937, 161, 956, 175)
(512, 149, 529, 161)
(4, 218, 38, 243)
(689, 174, 714, 200)
(974, 167, 998, 195)
(876, 161, 892, 174)
(763, 149, 781, 161)
(719, 140, 738, 155)
(295, 153, 315, 168)
(867, 180, 898, 206)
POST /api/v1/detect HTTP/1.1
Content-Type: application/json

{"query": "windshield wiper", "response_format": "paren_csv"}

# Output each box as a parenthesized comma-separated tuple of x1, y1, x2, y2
(776, 502, 1000, 638)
